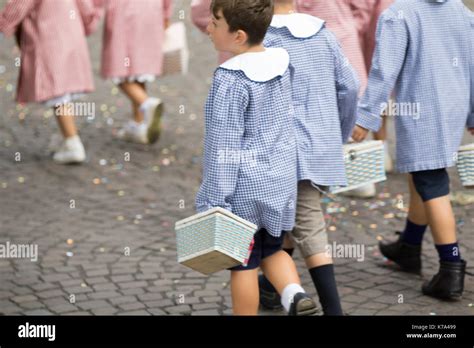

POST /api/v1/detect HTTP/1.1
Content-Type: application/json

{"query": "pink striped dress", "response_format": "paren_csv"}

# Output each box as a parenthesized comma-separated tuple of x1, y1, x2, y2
(95, 0, 173, 81)
(0, 0, 100, 104)
(296, 0, 394, 92)
(349, 0, 394, 70)
(295, 0, 368, 93)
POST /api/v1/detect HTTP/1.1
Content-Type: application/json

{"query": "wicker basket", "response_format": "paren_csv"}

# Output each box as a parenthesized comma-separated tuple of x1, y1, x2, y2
(175, 208, 257, 275)
(457, 143, 474, 187)
(330, 140, 387, 194)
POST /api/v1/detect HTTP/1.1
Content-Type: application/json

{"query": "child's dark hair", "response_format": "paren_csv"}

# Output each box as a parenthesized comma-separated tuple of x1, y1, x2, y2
(211, 0, 274, 46)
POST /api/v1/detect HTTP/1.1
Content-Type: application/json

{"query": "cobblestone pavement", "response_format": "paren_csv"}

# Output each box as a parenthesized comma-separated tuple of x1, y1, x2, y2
(0, 1, 473, 316)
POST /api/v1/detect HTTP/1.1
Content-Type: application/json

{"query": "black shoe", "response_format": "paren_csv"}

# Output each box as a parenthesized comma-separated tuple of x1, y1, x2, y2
(288, 293, 319, 316)
(422, 260, 467, 301)
(258, 274, 283, 310)
(379, 232, 422, 274)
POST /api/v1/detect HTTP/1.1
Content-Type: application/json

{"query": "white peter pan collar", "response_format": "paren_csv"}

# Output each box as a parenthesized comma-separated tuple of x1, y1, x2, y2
(220, 48, 290, 82)
(270, 13, 325, 39)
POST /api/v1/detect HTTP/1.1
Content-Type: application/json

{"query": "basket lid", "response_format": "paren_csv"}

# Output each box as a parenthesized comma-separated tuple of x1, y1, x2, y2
(175, 207, 258, 230)
(344, 140, 384, 153)
(459, 143, 474, 152)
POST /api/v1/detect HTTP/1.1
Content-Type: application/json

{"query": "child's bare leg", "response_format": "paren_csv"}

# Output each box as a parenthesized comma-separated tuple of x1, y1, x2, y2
(407, 175, 428, 225)
(230, 269, 259, 315)
(55, 106, 78, 138)
(424, 195, 457, 245)
(120, 82, 148, 123)
(260, 250, 300, 295)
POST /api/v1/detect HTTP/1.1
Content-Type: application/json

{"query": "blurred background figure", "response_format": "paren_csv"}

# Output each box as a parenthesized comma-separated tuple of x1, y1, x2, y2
(191, 0, 232, 64)
(94, 0, 172, 145)
(0, 0, 101, 164)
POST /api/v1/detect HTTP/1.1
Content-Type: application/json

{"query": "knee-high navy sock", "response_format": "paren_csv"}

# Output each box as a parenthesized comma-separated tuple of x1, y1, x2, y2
(260, 248, 295, 293)
(309, 264, 343, 316)
(401, 219, 427, 246)
(435, 243, 461, 263)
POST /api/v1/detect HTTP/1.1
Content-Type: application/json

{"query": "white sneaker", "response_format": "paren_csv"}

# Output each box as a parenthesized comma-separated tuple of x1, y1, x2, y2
(53, 135, 86, 164)
(341, 183, 377, 199)
(385, 143, 394, 173)
(141, 97, 163, 145)
(116, 121, 148, 144)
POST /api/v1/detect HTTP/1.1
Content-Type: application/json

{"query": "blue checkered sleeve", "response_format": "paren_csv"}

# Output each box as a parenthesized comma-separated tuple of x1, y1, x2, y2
(357, 9, 409, 132)
(328, 31, 360, 143)
(196, 71, 249, 213)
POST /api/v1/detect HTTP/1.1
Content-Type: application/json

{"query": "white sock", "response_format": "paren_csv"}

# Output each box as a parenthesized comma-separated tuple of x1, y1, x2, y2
(65, 135, 81, 145)
(281, 283, 305, 312)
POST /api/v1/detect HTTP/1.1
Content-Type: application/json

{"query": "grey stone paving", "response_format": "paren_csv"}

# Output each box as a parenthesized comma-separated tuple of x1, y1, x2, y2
(0, 0, 473, 316)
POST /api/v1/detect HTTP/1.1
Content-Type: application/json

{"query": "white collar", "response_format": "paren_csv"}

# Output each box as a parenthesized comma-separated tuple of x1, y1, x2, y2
(270, 13, 325, 39)
(219, 48, 290, 82)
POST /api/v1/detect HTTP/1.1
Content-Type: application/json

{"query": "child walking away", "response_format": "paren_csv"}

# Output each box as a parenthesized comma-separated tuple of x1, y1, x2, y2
(196, 0, 318, 316)
(0, 0, 100, 164)
(352, 0, 474, 300)
(95, 0, 172, 145)
(296, 0, 394, 199)
(259, 0, 360, 315)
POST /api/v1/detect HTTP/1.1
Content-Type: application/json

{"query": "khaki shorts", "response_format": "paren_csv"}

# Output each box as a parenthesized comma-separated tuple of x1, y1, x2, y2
(289, 180, 329, 258)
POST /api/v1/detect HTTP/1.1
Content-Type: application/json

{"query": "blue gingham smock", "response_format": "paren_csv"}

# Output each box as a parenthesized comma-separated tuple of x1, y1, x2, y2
(264, 13, 360, 187)
(356, 0, 474, 173)
(195, 48, 297, 237)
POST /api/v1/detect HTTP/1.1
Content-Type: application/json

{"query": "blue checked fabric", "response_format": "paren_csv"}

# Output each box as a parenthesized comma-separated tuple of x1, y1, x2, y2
(357, 0, 474, 173)
(195, 67, 297, 237)
(264, 17, 360, 187)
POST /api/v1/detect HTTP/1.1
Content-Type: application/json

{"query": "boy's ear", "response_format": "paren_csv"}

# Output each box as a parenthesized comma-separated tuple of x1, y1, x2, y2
(234, 29, 249, 46)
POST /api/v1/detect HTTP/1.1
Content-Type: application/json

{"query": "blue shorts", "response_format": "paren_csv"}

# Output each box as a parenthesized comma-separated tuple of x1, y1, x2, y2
(411, 168, 450, 202)
(229, 229, 286, 271)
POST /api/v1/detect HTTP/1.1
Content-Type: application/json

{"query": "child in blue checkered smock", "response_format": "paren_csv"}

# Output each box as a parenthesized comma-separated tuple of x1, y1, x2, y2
(195, 0, 320, 316)
(258, 1, 360, 316)
(352, 0, 474, 301)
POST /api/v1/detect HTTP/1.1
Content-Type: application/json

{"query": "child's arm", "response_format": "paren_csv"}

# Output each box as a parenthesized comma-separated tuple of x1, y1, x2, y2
(75, 0, 103, 36)
(328, 31, 360, 144)
(355, 9, 409, 133)
(163, 0, 172, 28)
(191, 0, 211, 33)
(0, 0, 37, 37)
(195, 72, 248, 213)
